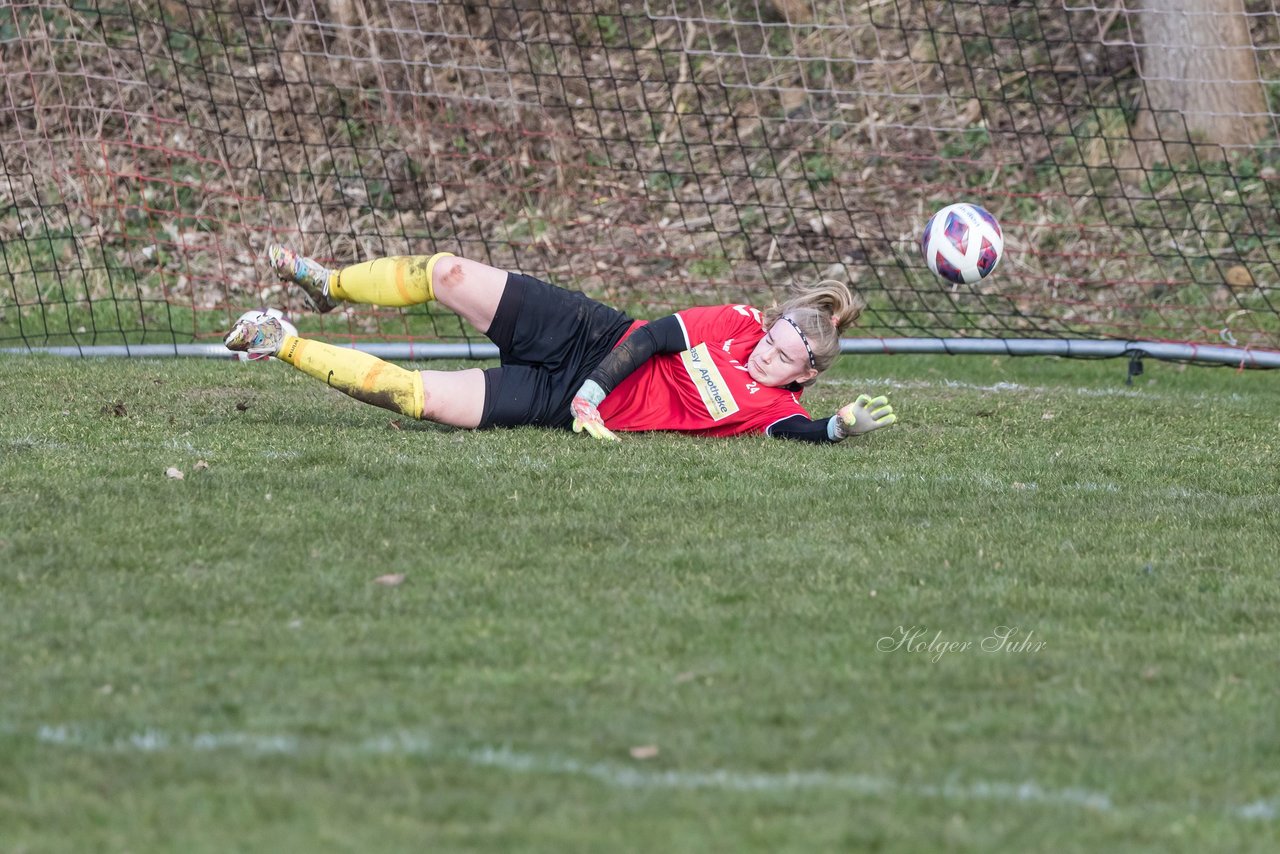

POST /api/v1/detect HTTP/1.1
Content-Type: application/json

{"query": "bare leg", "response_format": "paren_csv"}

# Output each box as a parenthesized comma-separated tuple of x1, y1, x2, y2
(419, 368, 486, 428)
(428, 256, 509, 335)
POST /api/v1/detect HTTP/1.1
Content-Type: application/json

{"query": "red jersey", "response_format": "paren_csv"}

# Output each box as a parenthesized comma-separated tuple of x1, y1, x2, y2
(597, 304, 811, 437)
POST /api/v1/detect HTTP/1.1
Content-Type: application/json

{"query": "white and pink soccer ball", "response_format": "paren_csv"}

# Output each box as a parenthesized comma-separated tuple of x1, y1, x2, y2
(233, 307, 297, 361)
(921, 203, 1004, 284)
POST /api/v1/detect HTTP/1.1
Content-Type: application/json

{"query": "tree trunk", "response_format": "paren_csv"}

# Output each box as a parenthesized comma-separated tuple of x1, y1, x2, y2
(1134, 0, 1268, 160)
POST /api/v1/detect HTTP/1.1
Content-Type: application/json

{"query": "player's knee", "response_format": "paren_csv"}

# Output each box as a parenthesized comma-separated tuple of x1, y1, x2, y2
(430, 255, 466, 295)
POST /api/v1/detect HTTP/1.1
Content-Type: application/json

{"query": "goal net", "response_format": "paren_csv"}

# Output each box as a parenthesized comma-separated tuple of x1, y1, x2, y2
(2, 1, 1278, 362)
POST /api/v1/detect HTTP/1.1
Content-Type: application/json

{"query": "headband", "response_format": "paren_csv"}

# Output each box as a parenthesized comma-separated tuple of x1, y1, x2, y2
(780, 315, 817, 370)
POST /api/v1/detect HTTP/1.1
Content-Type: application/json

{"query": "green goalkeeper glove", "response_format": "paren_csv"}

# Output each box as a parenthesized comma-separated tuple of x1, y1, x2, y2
(570, 380, 620, 442)
(830, 394, 897, 440)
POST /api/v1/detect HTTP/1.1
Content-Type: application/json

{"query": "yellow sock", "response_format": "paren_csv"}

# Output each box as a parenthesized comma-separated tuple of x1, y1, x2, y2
(277, 336, 425, 419)
(328, 253, 454, 306)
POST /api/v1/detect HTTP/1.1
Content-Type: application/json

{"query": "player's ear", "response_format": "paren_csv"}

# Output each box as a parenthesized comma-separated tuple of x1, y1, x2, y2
(798, 366, 819, 385)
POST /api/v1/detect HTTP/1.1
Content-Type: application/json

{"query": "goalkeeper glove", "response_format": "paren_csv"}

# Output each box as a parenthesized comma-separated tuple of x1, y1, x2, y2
(830, 394, 897, 440)
(570, 380, 619, 442)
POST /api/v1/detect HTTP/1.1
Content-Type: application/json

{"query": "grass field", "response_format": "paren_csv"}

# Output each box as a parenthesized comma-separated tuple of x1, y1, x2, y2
(1, 351, 1278, 852)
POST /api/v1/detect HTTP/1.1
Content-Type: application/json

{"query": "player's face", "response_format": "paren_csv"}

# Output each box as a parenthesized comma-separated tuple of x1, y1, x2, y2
(747, 318, 818, 387)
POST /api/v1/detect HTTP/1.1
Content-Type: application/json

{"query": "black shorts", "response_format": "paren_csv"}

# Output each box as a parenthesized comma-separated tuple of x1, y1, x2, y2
(479, 273, 634, 429)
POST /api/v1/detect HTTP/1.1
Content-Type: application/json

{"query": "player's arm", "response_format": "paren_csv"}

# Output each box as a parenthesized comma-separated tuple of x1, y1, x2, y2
(767, 395, 897, 443)
(570, 314, 687, 440)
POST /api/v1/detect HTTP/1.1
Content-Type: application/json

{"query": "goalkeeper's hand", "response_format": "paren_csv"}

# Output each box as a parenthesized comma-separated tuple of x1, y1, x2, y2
(570, 380, 619, 442)
(832, 394, 897, 439)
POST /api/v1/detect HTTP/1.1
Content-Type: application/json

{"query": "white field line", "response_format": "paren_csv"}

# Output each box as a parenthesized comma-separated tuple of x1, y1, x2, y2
(20, 724, 1275, 821)
(1237, 801, 1279, 820)
(822, 377, 1155, 398)
(32, 724, 1108, 809)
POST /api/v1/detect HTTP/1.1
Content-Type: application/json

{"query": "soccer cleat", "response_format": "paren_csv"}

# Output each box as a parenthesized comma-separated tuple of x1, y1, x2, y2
(224, 312, 286, 356)
(268, 243, 337, 314)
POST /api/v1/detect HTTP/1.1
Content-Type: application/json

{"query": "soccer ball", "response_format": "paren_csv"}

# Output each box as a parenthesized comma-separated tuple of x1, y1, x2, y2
(233, 307, 297, 362)
(920, 203, 1004, 284)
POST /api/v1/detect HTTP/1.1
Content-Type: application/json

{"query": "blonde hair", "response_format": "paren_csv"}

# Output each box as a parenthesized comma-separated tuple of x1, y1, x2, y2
(762, 279, 865, 386)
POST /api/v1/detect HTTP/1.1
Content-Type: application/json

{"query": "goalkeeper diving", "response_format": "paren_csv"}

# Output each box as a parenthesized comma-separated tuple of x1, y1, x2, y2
(225, 247, 898, 443)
